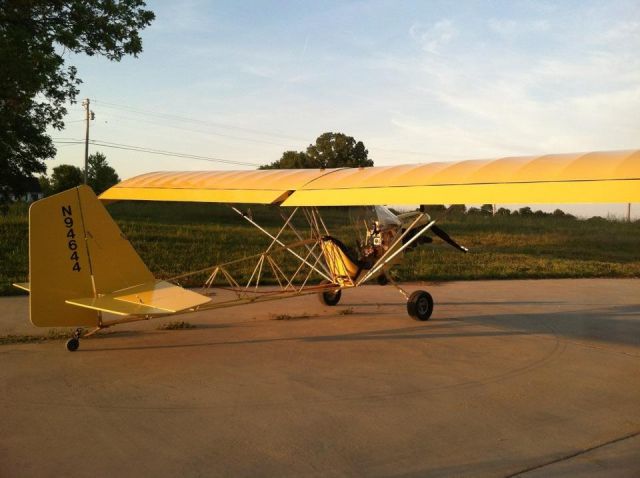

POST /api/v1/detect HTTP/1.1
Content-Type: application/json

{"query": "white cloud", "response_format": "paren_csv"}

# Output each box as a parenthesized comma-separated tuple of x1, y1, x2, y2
(409, 20, 457, 54)
(487, 18, 550, 37)
(367, 10, 640, 160)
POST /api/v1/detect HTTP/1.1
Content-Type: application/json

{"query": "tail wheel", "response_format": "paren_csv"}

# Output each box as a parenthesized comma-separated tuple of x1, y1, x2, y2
(407, 290, 433, 321)
(66, 338, 80, 352)
(65, 328, 83, 352)
(318, 280, 342, 306)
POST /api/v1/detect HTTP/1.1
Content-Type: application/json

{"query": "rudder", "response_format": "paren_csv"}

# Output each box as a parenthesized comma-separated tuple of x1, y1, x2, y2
(28, 186, 155, 327)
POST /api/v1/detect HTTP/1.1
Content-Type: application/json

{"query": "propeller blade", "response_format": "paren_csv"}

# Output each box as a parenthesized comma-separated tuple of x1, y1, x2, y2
(431, 225, 469, 253)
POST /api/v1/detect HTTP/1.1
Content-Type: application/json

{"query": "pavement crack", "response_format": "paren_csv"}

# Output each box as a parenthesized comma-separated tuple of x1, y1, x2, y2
(505, 429, 640, 477)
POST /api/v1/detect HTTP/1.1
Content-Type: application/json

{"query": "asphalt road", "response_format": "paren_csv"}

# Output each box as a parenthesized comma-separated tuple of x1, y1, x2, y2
(1, 279, 639, 477)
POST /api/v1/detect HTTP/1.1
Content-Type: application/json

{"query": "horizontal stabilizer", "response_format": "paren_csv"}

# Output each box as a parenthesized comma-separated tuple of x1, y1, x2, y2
(66, 296, 171, 316)
(67, 281, 211, 317)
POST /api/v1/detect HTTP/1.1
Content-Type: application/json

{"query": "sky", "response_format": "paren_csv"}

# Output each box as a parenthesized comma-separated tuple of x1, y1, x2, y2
(51, 0, 640, 218)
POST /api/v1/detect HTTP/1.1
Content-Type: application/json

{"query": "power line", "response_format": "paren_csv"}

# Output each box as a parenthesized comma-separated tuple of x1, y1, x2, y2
(102, 112, 292, 147)
(54, 142, 84, 148)
(52, 137, 261, 167)
(88, 140, 261, 167)
(92, 99, 309, 143)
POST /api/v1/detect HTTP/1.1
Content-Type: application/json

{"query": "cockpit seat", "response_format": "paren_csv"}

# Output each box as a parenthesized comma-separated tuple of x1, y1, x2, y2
(320, 235, 371, 282)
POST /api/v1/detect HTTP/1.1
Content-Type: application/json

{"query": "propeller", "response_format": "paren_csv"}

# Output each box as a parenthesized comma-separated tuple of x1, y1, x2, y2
(430, 225, 469, 253)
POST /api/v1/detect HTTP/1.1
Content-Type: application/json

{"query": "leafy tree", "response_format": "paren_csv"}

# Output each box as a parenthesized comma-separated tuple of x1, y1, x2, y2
(419, 204, 446, 216)
(467, 207, 481, 215)
(518, 206, 533, 216)
(496, 207, 511, 216)
(50, 164, 83, 194)
(0, 0, 154, 205)
(264, 151, 313, 169)
(480, 204, 494, 215)
(261, 132, 373, 169)
(38, 175, 52, 197)
(87, 152, 120, 194)
(552, 208, 566, 217)
(306, 132, 372, 168)
(448, 204, 467, 215)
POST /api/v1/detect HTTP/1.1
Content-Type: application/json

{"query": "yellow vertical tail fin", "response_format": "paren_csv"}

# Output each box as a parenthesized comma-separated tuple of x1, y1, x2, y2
(29, 186, 154, 327)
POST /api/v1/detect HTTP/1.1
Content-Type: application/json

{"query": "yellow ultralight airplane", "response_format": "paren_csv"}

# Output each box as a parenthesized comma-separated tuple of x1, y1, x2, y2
(14, 149, 640, 351)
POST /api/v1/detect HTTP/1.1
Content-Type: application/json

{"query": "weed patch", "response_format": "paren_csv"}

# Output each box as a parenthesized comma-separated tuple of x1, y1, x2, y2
(0, 328, 73, 345)
(157, 320, 196, 330)
(272, 313, 315, 320)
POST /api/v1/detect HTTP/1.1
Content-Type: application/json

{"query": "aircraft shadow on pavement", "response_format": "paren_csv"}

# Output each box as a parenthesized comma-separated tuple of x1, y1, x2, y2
(346, 300, 564, 307)
(459, 304, 640, 349)
(78, 301, 640, 352)
(81, 323, 527, 353)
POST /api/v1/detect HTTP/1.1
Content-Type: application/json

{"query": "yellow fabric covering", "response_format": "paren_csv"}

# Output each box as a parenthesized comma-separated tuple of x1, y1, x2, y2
(100, 150, 640, 206)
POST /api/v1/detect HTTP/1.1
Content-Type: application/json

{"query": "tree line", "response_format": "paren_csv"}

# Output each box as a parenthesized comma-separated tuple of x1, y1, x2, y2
(38, 152, 120, 197)
(420, 204, 574, 218)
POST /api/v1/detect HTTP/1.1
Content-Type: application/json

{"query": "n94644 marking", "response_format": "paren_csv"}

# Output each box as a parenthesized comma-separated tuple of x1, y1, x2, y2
(62, 205, 81, 272)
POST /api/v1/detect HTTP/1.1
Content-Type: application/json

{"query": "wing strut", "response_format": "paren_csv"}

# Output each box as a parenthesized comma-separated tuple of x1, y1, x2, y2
(357, 215, 436, 285)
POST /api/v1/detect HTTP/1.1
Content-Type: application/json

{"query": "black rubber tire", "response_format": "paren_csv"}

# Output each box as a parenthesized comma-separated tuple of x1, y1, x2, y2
(407, 290, 434, 321)
(376, 273, 389, 286)
(66, 338, 80, 352)
(318, 281, 342, 306)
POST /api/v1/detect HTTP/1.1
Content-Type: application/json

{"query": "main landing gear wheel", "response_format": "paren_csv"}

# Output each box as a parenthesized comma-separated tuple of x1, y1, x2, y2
(318, 281, 342, 306)
(65, 328, 83, 352)
(407, 290, 434, 321)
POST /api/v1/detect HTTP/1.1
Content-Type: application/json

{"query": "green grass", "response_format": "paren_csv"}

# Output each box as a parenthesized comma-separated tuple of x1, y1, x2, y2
(2, 201, 639, 295)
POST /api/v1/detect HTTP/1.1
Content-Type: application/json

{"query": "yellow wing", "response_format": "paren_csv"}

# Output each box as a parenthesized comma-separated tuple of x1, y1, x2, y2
(284, 150, 640, 206)
(99, 168, 345, 204)
(99, 150, 640, 206)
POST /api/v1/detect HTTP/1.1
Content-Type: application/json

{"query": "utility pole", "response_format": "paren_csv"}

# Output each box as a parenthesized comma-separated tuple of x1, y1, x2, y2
(82, 98, 94, 185)
(627, 203, 631, 222)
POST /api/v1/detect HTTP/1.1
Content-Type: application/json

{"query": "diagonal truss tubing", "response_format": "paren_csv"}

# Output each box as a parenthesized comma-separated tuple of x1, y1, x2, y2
(281, 209, 332, 278)
(88, 205, 436, 332)
(231, 206, 332, 282)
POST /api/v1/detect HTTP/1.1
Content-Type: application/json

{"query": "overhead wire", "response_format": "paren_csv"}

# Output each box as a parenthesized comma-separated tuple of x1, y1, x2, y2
(52, 137, 261, 167)
(69, 98, 450, 159)
(92, 99, 309, 143)
(64, 99, 459, 161)
(101, 112, 293, 147)
(88, 139, 261, 167)
(67, 99, 448, 163)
